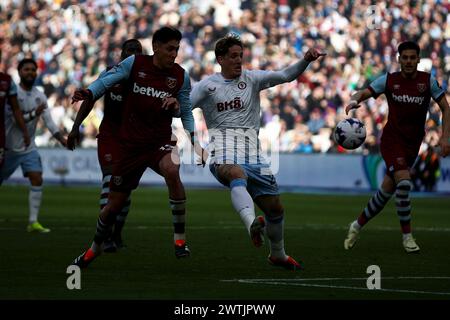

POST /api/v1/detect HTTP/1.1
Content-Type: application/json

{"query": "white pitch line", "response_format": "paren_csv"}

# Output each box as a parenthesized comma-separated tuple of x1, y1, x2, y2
(241, 280, 450, 296)
(222, 277, 450, 296)
(223, 276, 450, 282)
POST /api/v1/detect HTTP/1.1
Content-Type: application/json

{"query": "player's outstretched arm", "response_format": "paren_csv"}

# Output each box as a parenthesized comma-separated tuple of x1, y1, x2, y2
(282, 48, 326, 80)
(345, 89, 374, 115)
(8, 95, 30, 147)
(255, 48, 326, 88)
(67, 99, 96, 150)
(437, 95, 450, 157)
(71, 56, 135, 104)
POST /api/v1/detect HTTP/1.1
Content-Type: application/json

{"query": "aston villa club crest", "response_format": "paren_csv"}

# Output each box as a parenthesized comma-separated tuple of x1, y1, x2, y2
(167, 77, 177, 89)
(238, 81, 247, 90)
(417, 83, 426, 93)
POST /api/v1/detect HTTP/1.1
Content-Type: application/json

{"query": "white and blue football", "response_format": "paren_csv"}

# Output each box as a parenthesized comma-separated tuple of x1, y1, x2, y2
(333, 118, 366, 150)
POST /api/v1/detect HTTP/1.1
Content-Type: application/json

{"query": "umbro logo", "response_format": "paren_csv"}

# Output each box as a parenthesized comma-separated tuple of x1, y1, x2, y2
(208, 87, 216, 92)
(138, 72, 147, 78)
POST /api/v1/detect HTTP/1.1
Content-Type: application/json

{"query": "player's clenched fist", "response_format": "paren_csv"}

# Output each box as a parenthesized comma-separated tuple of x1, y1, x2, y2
(304, 48, 327, 62)
(72, 88, 93, 104)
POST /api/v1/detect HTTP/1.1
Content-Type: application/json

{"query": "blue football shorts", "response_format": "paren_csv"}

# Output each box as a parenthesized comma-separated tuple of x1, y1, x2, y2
(209, 162, 279, 199)
(0, 149, 42, 181)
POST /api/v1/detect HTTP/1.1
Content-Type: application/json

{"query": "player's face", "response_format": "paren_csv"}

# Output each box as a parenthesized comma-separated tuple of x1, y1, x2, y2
(19, 63, 37, 87)
(219, 45, 243, 79)
(121, 42, 143, 60)
(153, 40, 180, 69)
(399, 49, 420, 76)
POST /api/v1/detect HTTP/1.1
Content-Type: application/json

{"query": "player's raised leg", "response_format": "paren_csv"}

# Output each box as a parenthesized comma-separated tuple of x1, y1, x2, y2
(72, 190, 129, 268)
(344, 174, 394, 250)
(159, 152, 190, 258)
(394, 170, 420, 253)
(215, 164, 262, 246)
(100, 171, 132, 252)
(255, 195, 303, 271)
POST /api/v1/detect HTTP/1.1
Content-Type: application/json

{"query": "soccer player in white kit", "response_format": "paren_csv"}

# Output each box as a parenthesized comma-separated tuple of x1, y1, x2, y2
(191, 35, 325, 270)
(0, 59, 67, 233)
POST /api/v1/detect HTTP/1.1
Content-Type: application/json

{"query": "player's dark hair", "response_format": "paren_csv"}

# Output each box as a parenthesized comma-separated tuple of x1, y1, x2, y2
(152, 27, 182, 44)
(121, 38, 142, 50)
(215, 34, 243, 58)
(120, 39, 143, 59)
(398, 41, 420, 56)
(18, 58, 37, 71)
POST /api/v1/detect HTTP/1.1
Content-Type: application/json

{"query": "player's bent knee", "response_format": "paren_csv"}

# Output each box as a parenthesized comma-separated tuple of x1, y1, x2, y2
(265, 203, 284, 219)
(270, 205, 284, 217)
(163, 165, 181, 181)
(29, 175, 43, 186)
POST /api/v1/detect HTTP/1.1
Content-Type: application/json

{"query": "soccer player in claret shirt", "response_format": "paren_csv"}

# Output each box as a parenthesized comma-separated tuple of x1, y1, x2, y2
(1, 58, 67, 232)
(70, 27, 201, 268)
(67, 39, 143, 252)
(344, 41, 450, 253)
(190, 34, 325, 270)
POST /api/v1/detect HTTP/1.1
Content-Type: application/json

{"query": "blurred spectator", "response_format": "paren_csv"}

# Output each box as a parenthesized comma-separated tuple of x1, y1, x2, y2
(411, 144, 440, 192)
(0, 0, 448, 154)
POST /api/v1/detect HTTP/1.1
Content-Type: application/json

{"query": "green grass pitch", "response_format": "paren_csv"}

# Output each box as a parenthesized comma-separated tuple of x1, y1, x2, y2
(1, 185, 449, 300)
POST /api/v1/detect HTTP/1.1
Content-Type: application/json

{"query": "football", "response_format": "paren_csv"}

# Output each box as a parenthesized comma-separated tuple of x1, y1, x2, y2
(333, 118, 366, 150)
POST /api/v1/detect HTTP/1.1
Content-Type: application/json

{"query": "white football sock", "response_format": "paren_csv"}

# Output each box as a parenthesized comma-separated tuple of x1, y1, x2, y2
(29, 186, 43, 223)
(266, 216, 287, 260)
(230, 179, 255, 234)
(402, 233, 412, 241)
(352, 220, 362, 231)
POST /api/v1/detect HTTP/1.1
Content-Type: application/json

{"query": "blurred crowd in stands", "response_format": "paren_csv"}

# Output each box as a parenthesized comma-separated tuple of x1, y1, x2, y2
(1, 0, 449, 156)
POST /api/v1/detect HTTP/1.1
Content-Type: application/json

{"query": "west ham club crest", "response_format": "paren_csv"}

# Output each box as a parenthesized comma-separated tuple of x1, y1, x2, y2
(417, 83, 426, 93)
(167, 77, 177, 89)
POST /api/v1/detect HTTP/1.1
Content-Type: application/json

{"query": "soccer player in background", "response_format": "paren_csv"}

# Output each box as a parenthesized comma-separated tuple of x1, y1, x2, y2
(70, 27, 201, 268)
(67, 39, 143, 252)
(344, 41, 450, 253)
(0, 71, 30, 169)
(0, 58, 67, 232)
(190, 34, 325, 270)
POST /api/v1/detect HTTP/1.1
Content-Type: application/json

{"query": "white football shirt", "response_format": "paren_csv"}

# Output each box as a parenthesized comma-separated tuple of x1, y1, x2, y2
(5, 85, 59, 153)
